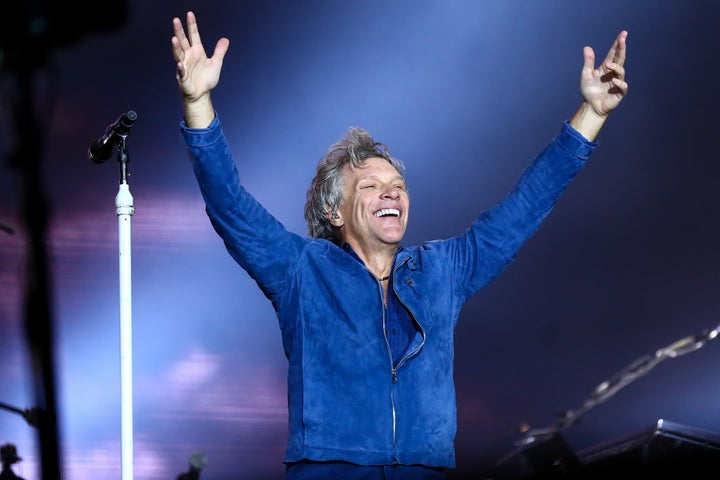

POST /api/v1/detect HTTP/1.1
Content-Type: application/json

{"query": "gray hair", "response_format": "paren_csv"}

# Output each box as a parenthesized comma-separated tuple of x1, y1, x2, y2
(304, 126, 405, 244)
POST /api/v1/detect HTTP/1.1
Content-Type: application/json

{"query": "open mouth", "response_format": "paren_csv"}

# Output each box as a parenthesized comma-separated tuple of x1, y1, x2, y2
(374, 208, 400, 218)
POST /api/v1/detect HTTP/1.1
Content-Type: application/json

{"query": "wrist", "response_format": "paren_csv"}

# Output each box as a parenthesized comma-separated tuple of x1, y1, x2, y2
(569, 102, 608, 142)
(183, 94, 215, 129)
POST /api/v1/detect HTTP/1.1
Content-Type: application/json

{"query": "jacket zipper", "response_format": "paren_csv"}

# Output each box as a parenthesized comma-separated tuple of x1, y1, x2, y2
(378, 276, 397, 451)
(379, 264, 427, 461)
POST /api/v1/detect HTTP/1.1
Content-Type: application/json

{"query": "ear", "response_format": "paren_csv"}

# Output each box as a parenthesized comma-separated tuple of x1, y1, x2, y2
(326, 210, 343, 227)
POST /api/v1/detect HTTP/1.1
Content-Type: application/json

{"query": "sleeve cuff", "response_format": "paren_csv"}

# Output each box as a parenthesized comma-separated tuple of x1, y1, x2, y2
(179, 114, 223, 147)
(560, 120, 599, 161)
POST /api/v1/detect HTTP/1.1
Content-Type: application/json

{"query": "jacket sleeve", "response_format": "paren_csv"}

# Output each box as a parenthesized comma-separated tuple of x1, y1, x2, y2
(442, 121, 598, 298)
(180, 115, 305, 304)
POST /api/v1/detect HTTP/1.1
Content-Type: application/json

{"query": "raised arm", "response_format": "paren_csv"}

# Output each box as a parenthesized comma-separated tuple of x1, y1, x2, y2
(569, 30, 629, 141)
(171, 11, 230, 128)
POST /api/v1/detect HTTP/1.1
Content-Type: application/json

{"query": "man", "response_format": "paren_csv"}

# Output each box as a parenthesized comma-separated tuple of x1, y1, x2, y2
(0, 444, 25, 480)
(171, 10, 628, 479)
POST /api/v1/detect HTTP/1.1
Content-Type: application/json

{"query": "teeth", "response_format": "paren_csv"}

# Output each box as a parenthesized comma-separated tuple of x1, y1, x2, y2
(375, 208, 400, 217)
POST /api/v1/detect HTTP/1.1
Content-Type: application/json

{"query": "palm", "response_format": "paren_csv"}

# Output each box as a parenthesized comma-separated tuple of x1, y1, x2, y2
(178, 44, 223, 100)
(172, 12, 229, 102)
(579, 31, 628, 117)
(581, 64, 623, 116)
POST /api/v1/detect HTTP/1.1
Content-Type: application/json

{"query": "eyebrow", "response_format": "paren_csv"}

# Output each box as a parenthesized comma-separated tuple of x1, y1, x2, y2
(358, 174, 405, 182)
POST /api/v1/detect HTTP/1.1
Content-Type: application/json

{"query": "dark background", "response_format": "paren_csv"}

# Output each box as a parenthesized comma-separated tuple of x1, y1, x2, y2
(2, 1, 720, 478)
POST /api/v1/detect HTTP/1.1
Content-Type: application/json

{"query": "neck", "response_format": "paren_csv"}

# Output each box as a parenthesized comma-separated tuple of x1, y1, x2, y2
(343, 239, 397, 279)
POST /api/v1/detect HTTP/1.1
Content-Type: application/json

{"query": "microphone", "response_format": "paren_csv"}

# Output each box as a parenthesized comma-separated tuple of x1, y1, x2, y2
(175, 451, 206, 480)
(88, 110, 137, 163)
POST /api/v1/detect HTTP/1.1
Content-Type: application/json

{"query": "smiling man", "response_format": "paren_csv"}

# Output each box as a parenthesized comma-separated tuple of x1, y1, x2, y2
(313, 138, 410, 284)
(171, 10, 628, 480)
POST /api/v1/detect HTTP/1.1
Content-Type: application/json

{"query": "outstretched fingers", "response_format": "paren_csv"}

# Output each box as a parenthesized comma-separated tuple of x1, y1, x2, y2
(603, 31, 628, 96)
(171, 11, 204, 61)
(172, 17, 189, 50)
(184, 11, 203, 49)
(603, 31, 628, 70)
(171, 14, 191, 69)
(171, 35, 184, 64)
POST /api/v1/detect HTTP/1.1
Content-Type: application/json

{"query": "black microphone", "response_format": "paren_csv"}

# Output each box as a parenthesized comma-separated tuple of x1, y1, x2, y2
(88, 110, 137, 163)
(175, 451, 206, 480)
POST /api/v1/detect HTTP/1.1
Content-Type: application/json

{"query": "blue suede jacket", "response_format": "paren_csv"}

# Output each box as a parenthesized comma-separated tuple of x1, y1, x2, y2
(181, 116, 597, 468)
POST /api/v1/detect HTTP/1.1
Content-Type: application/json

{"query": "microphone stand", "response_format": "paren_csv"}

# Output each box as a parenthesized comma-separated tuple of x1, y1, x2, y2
(114, 135, 135, 480)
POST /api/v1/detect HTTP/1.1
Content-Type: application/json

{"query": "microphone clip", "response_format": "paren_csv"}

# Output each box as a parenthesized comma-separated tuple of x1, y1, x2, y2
(88, 110, 137, 164)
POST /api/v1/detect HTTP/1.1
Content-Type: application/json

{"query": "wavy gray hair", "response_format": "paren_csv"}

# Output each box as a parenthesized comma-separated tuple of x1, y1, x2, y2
(304, 126, 405, 244)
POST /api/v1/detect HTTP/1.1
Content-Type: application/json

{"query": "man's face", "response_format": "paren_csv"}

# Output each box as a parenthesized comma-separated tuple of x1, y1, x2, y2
(335, 157, 409, 251)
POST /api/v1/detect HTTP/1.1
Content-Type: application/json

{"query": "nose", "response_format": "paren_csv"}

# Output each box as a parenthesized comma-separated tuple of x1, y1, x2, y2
(382, 185, 400, 199)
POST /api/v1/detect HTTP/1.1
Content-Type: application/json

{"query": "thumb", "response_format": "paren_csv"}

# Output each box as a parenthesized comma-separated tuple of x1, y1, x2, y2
(211, 37, 230, 63)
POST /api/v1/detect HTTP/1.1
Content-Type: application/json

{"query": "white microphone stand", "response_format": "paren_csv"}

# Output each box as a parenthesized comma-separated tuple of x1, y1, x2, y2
(115, 135, 135, 480)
